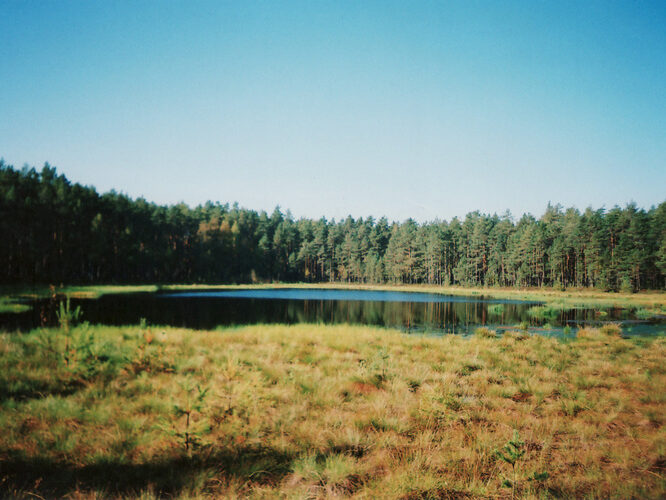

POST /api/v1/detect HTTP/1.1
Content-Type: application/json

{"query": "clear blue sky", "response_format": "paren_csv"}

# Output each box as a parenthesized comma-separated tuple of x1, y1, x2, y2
(1, 1, 664, 222)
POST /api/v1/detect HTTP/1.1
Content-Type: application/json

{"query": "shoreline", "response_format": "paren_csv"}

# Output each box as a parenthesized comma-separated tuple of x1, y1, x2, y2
(1, 282, 665, 314)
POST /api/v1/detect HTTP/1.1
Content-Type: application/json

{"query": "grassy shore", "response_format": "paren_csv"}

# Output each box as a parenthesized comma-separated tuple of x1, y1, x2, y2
(159, 282, 666, 319)
(0, 284, 160, 301)
(1, 322, 664, 499)
(2, 282, 665, 316)
(0, 298, 31, 314)
(162, 283, 666, 309)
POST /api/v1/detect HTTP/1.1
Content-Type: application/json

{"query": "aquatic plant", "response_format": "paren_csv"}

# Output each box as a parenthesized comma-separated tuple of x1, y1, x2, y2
(526, 304, 567, 320)
(634, 306, 664, 319)
(488, 304, 505, 315)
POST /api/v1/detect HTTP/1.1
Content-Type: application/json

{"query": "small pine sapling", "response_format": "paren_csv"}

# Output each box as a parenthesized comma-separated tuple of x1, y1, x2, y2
(56, 295, 82, 334)
(495, 430, 548, 498)
(56, 295, 82, 367)
(495, 430, 525, 499)
(162, 378, 210, 458)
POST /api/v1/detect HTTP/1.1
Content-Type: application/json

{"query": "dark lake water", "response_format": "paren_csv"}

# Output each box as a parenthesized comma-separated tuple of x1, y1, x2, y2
(3, 288, 664, 336)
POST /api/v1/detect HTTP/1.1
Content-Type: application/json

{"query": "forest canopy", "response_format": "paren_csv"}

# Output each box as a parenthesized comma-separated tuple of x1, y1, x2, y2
(1, 161, 665, 290)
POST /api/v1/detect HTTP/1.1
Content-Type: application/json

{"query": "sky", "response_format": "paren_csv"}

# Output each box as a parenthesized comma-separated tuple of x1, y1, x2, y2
(1, 1, 665, 223)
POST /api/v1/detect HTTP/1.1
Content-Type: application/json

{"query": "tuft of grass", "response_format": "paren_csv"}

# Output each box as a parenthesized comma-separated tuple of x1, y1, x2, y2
(474, 327, 496, 338)
(634, 306, 665, 319)
(599, 323, 623, 336)
(526, 304, 570, 320)
(575, 327, 598, 339)
(503, 330, 530, 341)
(576, 324, 622, 339)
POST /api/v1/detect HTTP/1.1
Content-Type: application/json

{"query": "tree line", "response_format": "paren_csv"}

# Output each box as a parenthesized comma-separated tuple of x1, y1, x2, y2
(1, 161, 665, 290)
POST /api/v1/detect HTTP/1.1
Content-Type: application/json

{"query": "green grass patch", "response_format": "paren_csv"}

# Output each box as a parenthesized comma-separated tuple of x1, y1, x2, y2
(526, 304, 570, 320)
(634, 306, 665, 319)
(61, 285, 160, 299)
(0, 297, 31, 314)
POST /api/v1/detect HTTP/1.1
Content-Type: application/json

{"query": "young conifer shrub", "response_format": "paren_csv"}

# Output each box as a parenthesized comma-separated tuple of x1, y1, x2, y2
(495, 430, 547, 498)
(56, 296, 81, 333)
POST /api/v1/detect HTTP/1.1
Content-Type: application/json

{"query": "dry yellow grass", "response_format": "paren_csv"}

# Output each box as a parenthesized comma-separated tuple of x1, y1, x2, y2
(0, 323, 664, 498)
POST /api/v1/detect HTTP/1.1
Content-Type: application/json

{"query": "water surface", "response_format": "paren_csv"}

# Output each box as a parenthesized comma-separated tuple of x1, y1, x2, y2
(2, 288, 664, 336)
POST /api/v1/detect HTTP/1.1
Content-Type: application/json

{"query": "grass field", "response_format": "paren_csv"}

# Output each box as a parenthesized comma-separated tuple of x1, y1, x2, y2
(1, 322, 664, 499)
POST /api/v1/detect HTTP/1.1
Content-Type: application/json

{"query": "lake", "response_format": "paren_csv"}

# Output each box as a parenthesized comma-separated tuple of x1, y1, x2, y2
(2, 288, 664, 336)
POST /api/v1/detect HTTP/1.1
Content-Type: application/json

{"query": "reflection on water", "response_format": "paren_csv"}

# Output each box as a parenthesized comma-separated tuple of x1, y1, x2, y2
(1, 288, 664, 336)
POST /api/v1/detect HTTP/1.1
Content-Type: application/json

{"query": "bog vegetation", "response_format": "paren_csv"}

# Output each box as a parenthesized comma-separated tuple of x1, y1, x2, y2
(2, 161, 666, 290)
(1, 322, 664, 498)
(2, 161, 665, 498)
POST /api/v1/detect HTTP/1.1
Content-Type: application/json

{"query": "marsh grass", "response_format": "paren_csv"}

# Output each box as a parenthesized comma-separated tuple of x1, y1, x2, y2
(0, 323, 665, 498)
(62, 285, 161, 299)
(473, 326, 497, 338)
(576, 323, 623, 339)
(159, 282, 666, 311)
(0, 298, 30, 314)
(3, 282, 665, 313)
(635, 306, 666, 319)
(487, 304, 505, 316)
(526, 304, 570, 320)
